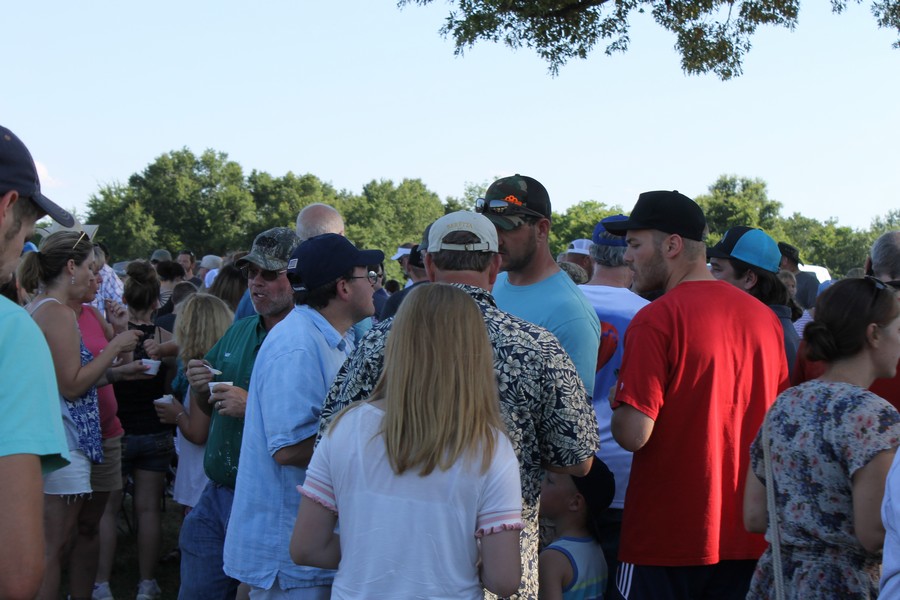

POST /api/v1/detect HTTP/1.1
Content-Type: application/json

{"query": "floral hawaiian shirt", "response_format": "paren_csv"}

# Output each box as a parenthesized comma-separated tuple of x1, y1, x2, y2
(319, 284, 599, 600)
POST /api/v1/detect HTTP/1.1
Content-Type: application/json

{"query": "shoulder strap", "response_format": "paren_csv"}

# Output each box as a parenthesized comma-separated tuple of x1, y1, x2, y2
(26, 296, 63, 316)
(763, 413, 786, 600)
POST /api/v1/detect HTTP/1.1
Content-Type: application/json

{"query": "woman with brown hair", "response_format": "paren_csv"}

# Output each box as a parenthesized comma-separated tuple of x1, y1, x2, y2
(107, 260, 176, 600)
(19, 230, 143, 600)
(744, 277, 900, 599)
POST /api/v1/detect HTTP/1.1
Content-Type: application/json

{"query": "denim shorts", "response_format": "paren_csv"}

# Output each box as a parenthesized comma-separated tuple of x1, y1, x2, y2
(121, 431, 175, 475)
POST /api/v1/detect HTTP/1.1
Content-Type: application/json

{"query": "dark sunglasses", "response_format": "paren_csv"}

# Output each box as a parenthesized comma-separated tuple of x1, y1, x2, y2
(475, 198, 544, 220)
(240, 265, 286, 281)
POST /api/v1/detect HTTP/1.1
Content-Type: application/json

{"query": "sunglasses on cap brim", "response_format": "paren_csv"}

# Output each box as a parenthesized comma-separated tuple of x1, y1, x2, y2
(475, 198, 544, 220)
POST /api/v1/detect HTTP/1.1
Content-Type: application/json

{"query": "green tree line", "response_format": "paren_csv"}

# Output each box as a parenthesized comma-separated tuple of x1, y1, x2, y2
(84, 149, 896, 280)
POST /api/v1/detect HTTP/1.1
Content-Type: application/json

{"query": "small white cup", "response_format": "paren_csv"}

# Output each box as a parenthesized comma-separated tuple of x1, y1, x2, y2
(208, 381, 233, 395)
(153, 394, 174, 406)
(142, 359, 161, 375)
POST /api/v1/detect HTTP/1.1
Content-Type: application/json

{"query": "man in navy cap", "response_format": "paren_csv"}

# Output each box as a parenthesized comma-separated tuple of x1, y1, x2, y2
(224, 234, 382, 599)
(0, 125, 74, 598)
(604, 191, 788, 600)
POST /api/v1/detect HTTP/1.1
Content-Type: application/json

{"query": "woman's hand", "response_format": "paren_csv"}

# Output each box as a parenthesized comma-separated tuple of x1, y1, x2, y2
(109, 329, 143, 354)
(108, 360, 152, 383)
(104, 300, 128, 333)
(155, 397, 186, 425)
(143, 338, 161, 360)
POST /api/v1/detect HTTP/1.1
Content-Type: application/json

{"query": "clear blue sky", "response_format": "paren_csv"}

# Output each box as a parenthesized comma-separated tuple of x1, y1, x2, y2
(4, 1, 897, 231)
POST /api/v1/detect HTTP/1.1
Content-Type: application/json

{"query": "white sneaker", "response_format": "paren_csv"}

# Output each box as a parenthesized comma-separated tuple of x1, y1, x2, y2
(136, 579, 161, 600)
(92, 581, 115, 600)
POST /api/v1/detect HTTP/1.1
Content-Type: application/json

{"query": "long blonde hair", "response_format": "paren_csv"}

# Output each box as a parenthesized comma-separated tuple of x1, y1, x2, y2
(174, 293, 234, 364)
(349, 283, 504, 476)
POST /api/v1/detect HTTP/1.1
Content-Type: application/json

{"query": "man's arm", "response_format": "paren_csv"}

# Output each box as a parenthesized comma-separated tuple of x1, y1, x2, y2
(535, 330, 600, 472)
(0, 454, 45, 600)
(610, 403, 655, 452)
(273, 435, 316, 468)
(544, 456, 593, 477)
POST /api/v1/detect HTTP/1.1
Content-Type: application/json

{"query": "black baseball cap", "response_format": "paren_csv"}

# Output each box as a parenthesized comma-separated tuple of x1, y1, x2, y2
(0, 126, 74, 227)
(603, 190, 706, 242)
(777, 242, 801, 265)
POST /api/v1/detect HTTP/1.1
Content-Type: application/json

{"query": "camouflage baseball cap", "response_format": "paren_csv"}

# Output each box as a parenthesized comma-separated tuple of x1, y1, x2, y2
(476, 174, 551, 230)
(236, 227, 301, 272)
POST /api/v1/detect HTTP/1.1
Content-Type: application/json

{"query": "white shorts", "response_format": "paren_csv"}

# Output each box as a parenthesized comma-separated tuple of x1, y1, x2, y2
(43, 449, 92, 496)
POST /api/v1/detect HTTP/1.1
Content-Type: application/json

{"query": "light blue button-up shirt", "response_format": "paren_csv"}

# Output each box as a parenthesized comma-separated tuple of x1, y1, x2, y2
(223, 304, 352, 590)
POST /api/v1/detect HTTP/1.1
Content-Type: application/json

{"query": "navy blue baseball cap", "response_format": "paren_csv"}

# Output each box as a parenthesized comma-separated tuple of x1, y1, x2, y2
(707, 226, 781, 273)
(0, 126, 74, 227)
(593, 215, 628, 247)
(287, 233, 384, 292)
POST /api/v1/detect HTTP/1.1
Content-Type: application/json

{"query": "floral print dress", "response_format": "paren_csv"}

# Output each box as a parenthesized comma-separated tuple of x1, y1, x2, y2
(747, 380, 900, 599)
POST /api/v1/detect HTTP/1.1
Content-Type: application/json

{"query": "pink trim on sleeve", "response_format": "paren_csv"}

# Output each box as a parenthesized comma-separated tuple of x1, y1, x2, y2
(296, 485, 338, 516)
(475, 521, 524, 539)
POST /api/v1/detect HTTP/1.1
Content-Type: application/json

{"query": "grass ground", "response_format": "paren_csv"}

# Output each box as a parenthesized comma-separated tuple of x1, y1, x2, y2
(107, 493, 183, 599)
(62, 492, 184, 599)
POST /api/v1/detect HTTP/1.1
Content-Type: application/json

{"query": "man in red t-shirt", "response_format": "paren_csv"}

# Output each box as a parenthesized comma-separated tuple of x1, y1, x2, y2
(603, 191, 789, 600)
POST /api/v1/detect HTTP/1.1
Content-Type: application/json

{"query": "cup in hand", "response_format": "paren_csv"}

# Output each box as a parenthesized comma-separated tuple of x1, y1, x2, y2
(153, 394, 174, 406)
(141, 359, 161, 375)
(208, 382, 233, 397)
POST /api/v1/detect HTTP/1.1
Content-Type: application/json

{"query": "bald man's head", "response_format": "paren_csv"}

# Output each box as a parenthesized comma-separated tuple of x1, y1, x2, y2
(296, 203, 345, 241)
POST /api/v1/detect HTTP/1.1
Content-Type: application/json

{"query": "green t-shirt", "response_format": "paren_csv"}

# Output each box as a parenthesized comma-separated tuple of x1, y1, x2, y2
(202, 315, 268, 488)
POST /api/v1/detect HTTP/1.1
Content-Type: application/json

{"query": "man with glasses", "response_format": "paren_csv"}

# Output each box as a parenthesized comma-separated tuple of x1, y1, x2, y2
(0, 125, 74, 599)
(477, 174, 601, 395)
(233, 203, 346, 321)
(179, 227, 300, 600)
(224, 233, 382, 599)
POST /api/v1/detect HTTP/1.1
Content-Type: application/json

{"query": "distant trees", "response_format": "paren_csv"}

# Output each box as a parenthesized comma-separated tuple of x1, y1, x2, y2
(85, 150, 894, 279)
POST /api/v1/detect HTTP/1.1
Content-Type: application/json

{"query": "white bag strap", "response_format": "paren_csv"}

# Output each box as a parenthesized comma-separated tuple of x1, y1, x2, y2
(763, 413, 786, 600)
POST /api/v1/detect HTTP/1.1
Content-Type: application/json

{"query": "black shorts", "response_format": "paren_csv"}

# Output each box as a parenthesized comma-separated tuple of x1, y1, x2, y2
(613, 560, 756, 600)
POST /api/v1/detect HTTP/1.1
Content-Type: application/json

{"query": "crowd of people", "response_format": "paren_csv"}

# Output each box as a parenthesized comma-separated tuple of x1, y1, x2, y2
(3, 122, 900, 600)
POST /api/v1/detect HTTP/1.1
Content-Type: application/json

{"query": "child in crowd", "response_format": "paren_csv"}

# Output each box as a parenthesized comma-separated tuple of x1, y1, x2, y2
(539, 459, 616, 600)
(291, 284, 524, 599)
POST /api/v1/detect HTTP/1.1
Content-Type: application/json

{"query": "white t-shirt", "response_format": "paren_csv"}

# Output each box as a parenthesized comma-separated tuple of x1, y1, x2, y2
(577, 284, 649, 509)
(302, 402, 523, 599)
